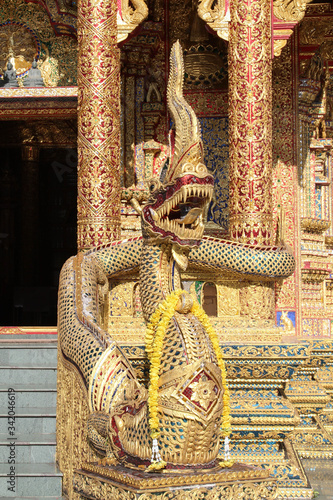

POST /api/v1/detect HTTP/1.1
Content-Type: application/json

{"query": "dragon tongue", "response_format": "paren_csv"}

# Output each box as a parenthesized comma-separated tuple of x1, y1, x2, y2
(176, 207, 202, 225)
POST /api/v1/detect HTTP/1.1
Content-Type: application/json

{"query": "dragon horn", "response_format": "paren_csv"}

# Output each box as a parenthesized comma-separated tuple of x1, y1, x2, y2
(166, 40, 202, 183)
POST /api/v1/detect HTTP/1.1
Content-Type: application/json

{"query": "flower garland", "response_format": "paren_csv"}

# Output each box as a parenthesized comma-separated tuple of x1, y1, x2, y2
(145, 289, 233, 471)
(145, 290, 183, 471)
(145, 289, 183, 363)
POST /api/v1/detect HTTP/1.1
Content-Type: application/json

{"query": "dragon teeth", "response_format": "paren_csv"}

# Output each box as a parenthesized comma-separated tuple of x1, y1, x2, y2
(150, 208, 158, 221)
(182, 186, 187, 203)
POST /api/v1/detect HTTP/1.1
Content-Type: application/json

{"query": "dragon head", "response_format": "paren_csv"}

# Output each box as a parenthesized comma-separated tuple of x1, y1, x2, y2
(141, 41, 214, 249)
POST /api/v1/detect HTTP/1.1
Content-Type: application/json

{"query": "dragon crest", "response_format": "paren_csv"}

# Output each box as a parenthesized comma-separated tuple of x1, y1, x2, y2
(141, 41, 214, 250)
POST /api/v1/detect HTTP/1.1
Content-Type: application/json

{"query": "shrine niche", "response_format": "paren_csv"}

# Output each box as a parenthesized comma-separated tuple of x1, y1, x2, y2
(0, 0, 77, 86)
(0, 22, 40, 78)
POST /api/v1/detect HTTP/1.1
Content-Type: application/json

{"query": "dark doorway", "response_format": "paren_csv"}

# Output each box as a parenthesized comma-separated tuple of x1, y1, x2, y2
(0, 147, 77, 326)
(202, 282, 218, 317)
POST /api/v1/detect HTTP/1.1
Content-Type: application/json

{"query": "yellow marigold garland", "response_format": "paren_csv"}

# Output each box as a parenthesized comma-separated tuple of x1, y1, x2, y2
(145, 289, 233, 471)
(145, 290, 183, 471)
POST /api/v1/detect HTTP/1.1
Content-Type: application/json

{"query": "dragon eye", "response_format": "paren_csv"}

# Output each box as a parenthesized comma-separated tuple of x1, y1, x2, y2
(148, 179, 161, 193)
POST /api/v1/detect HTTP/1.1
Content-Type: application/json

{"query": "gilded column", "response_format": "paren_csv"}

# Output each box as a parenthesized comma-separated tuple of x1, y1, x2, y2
(228, 0, 273, 245)
(77, 0, 121, 250)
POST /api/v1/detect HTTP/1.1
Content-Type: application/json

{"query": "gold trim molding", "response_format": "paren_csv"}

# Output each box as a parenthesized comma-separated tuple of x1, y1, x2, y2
(0, 86, 78, 120)
(73, 464, 278, 499)
(0, 87, 78, 98)
(81, 462, 271, 490)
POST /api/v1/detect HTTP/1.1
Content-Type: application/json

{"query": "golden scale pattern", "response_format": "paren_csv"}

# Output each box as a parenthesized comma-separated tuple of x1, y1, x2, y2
(58, 232, 295, 467)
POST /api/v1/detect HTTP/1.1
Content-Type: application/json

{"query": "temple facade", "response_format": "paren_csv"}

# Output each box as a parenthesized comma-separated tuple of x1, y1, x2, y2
(0, 0, 333, 499)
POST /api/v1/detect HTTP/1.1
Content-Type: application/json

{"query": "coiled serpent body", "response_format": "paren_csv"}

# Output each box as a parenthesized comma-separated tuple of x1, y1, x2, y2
(58, 235, 294, 466)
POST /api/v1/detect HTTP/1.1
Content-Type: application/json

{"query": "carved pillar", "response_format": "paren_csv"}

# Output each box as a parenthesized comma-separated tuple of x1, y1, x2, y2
(77, 0, 121, 250)
(228, 0, 273, 245)
(21, 144, 39, 284)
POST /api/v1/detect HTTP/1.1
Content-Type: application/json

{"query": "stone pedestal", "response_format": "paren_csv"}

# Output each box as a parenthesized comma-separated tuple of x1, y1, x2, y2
(73, 463, 277, 499)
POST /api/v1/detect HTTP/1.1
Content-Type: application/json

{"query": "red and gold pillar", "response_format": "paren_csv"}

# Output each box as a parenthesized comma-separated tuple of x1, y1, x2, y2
(228, 0, 273, 245)
(77, 0, 121, 250)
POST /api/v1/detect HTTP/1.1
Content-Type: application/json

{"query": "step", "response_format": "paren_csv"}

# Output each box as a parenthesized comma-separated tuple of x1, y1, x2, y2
(0, 336, 61, 497)
(0, 385, 57, 408)
(0, 462, 62, 497)
(0, 328, 57, 340)
(0, 344, 57, 367)
(0, 407, 56, 434)
(2, 497, 64, 500)
(0, 434, 56, 464)
(2, 497, 64, 499)
(0, 367, 57, 386)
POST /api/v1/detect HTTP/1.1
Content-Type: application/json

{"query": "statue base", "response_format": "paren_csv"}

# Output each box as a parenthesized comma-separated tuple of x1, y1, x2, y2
(73, 462, 277, 499)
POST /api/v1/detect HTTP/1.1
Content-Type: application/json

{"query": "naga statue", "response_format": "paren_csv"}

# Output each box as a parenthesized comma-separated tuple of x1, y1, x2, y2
(58, 41, 295, 473)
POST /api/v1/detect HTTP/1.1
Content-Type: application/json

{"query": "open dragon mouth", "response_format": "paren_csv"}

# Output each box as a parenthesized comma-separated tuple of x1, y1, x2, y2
(142, 174, 214, 247)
